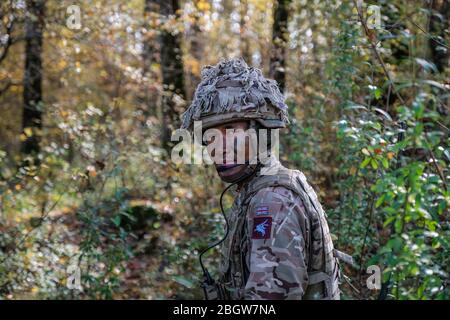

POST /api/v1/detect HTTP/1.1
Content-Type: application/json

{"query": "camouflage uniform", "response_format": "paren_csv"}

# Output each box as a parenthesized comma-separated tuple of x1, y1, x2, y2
(180, 58, 341, 300)
(217, 158, 340, 300)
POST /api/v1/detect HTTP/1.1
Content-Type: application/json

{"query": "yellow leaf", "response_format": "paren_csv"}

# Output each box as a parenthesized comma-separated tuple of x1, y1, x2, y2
(58, 60, 67, 69)
(24, 127, 33, 137)
(197, 0, 210, 11)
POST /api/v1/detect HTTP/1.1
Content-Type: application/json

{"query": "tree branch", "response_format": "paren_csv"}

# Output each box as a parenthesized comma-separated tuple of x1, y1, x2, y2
(352, 0, 407, 107)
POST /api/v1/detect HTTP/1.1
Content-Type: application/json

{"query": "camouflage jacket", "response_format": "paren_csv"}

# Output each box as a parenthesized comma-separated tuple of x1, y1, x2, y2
(216, 160, 340, 300)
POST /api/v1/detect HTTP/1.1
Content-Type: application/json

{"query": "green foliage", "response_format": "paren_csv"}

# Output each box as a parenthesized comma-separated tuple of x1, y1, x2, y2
(0, 0, 448, 300)
(315, 0, 449, 300)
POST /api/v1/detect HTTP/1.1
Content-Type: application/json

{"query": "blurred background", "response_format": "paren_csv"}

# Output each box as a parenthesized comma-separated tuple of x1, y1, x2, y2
(0, 0, 448, 299)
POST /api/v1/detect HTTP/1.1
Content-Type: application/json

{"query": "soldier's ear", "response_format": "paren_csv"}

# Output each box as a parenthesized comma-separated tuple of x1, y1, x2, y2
(252, 123, 273, 152)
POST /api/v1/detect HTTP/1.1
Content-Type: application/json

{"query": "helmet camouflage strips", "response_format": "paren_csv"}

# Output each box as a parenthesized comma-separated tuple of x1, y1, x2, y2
(181, 58, 289, 130)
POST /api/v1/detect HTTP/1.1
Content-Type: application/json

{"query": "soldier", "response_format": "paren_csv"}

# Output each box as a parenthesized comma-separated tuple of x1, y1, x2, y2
(180, 58, 341, 300)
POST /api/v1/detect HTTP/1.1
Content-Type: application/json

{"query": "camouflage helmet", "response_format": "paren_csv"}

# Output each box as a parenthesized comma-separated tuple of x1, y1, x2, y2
(181, 58, 289, 131)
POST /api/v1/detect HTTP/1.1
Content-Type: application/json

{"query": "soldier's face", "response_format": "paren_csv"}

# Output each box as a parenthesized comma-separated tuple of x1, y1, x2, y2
(205, 121, 253, 182)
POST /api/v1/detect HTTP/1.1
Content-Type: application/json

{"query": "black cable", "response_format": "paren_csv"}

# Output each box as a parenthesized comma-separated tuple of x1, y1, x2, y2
(198, 120, 264, 296)
(198, 162, 261, 289)
(198, 181, 237, 284)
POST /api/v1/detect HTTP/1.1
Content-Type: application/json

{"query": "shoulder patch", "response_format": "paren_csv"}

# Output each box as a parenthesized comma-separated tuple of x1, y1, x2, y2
(250, 200, 282, 218)
(255, 206, 269, 216)
(252, 217, 272, 239)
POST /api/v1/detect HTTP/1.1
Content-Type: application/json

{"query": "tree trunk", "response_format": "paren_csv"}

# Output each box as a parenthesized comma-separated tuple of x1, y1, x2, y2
(159, 0, 185, 153)
(429, 0, 449, 73)
(220, 0, 233, 59)
(186, 0, 204, 100)
(143, 0, 159, 76)
(239, 0, 252, 64)
(269, 0, 290, 92)
(21, 0, 45, 156)
(141, 0, 160, 120)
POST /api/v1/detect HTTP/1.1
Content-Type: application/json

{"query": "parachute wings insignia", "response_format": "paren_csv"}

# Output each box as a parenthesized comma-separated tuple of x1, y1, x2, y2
(252, 217, 272, 239)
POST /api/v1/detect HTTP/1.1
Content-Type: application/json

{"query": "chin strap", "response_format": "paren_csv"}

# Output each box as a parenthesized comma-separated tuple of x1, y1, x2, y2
(219, 161, 259, 184)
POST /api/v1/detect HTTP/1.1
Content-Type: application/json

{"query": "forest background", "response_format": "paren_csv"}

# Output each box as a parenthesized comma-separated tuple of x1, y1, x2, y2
(0, 0, 448, 299)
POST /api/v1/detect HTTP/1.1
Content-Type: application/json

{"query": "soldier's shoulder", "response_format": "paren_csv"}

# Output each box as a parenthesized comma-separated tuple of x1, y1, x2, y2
(250, 185, 297, 203)
(246, 185, 304, 219)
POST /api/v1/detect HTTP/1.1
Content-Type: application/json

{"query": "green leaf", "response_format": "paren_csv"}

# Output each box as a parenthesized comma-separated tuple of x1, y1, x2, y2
(438, 200, 447, 214)
(410, 264, 420, 276)
(375, 194, 385, 208)
(370, 159, 378, 169)
(374, 88, 382, 99)
(384, 216, 395, 227)
(388, 236, 403, 251)
(381, 157, 389, 169)
(413, 102, 424, 119)
(394, 218, 403, 233)
(413, 123, 424, 136)
(112, 216, 121, 227)
(360, 157, 371, 168)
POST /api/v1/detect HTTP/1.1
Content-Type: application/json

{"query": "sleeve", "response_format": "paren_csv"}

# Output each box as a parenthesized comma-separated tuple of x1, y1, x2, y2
(243, 187, 310, 300)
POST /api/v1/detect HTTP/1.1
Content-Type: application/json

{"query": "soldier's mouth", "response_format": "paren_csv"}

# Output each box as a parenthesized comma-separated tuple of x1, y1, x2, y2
(216, 164, 241, 172)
